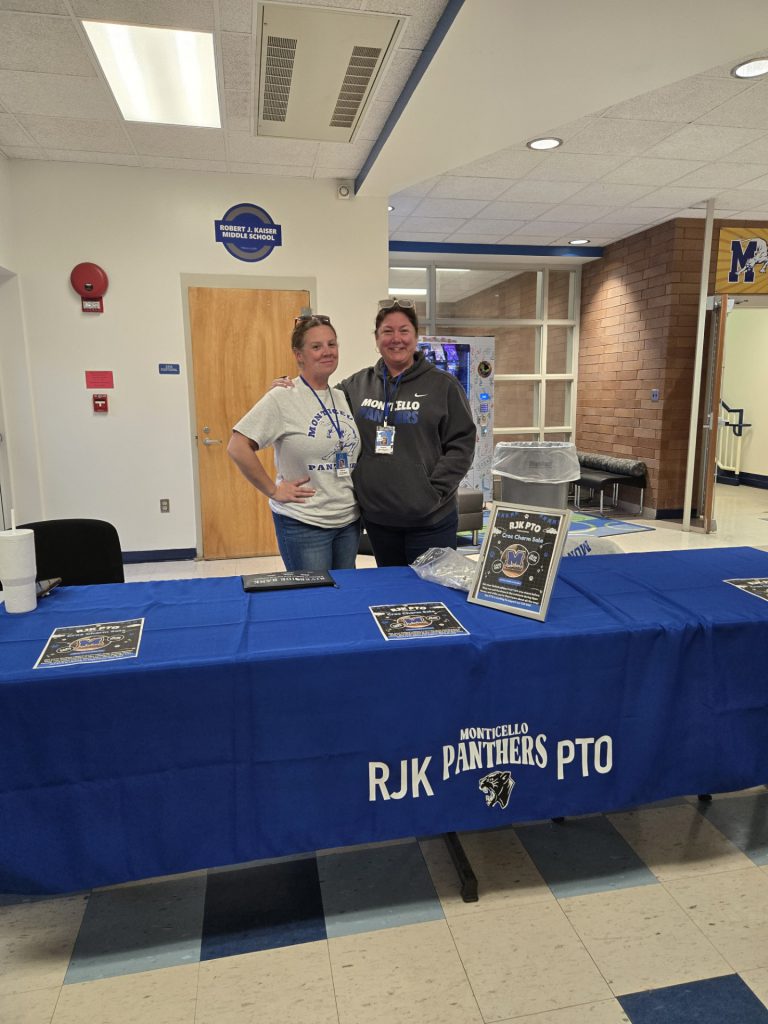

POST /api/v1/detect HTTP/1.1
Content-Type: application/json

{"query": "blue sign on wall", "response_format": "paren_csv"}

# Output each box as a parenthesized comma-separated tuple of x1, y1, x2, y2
(159, 364, 181, 375)
(214, 203, 283, 263)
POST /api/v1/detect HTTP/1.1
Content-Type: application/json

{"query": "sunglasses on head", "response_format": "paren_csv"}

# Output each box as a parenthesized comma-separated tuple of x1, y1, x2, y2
(378, 297, 415, 311)
(294, 313, 332, 326)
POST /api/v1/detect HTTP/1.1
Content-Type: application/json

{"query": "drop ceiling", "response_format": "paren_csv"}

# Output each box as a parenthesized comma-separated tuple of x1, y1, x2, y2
(1, 0, 768, 250)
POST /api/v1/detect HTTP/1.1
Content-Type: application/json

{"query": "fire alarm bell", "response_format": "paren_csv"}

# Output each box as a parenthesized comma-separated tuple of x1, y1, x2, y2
(71, 262, 109, 313)
(92, 394, 108, 413)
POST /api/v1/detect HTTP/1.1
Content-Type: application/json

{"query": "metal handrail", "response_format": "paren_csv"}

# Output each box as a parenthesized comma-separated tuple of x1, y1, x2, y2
(717, 400, 751, 475)
(719, 400, 751, 436)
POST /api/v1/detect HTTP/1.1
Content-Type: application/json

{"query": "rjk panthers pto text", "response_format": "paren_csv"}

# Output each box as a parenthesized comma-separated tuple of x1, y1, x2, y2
(368, 722, 613, 804)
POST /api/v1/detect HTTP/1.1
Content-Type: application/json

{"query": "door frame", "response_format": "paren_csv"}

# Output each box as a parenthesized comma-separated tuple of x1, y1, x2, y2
(698, 295, 728, 532)
(180, 273, 316, 558)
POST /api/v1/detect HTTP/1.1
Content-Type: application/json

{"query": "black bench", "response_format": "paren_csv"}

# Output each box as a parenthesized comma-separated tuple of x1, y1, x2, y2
(573, 452, 647, 515)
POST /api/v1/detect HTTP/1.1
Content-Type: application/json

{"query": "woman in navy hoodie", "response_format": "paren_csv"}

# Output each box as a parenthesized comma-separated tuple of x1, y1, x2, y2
(338, 299, 476, 566)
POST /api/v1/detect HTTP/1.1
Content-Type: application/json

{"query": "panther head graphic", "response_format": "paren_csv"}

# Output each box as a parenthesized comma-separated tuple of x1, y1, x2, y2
(479, 770, 514, 809)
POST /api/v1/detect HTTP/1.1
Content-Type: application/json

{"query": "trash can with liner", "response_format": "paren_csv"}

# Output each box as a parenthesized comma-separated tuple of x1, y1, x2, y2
(492, 441, 580, 509)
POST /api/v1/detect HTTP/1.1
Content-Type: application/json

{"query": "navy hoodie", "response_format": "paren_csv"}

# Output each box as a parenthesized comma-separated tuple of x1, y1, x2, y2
(340, 351, 476, 528)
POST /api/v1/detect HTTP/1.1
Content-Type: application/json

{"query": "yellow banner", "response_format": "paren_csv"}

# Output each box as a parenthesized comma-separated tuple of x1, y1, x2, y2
(716, 226, 768, 293)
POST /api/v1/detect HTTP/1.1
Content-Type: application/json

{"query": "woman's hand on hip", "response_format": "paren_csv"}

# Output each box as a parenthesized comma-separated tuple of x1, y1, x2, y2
(272, 476, 315, 503)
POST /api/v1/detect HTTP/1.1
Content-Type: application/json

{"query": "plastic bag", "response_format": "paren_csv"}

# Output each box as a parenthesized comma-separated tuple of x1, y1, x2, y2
(492, 441, 580, 484)
(410, 547, 478, 592)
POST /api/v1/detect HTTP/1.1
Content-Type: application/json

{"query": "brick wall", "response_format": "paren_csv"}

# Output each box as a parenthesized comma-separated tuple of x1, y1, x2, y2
(577, 217, 734, 514)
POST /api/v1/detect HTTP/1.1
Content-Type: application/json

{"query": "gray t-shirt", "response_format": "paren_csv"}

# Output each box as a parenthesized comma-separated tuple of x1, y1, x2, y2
(233, 377, 360, 528)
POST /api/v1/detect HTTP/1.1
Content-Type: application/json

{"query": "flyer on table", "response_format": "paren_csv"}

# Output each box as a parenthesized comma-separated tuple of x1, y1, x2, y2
(34, 619, 144, 668)
(370, 602, 469, 641)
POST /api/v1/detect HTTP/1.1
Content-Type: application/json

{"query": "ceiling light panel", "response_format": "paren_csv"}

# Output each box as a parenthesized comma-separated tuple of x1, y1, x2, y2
(257, 4, 402, 142)
(83, 21, 220, 128)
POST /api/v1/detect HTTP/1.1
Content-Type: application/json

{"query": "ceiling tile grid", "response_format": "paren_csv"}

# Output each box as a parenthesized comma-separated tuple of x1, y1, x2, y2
(390, 42, 768, 248)
(0, 2, 766, 250)
(70, 0, 216, 32)
(0, 70, 117, 120)
(218, 0, 255, 34)
(0, 11, 94, 75)
(0, 0, 447, 182)
(16, 113, 133, 152)
(450, 219, 525, 237)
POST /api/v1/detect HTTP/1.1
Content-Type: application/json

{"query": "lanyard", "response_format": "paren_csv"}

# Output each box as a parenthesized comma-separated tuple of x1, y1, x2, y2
(300, 376, 343, 443)
(382, 367, 404, 425)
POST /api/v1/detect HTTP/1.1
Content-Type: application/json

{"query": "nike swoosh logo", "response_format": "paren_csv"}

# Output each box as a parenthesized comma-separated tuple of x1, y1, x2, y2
(415, 393, 428, 398)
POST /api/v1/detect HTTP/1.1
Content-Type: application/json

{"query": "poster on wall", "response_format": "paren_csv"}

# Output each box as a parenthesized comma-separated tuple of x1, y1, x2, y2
(715, 226, 768, 294)
(468, 503, 570, 621)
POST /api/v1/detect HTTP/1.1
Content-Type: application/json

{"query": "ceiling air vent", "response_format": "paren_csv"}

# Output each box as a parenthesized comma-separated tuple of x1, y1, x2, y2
(330, 46, 382, 128)
(262, 36, 297, 123)
(257, 4, 402, 142)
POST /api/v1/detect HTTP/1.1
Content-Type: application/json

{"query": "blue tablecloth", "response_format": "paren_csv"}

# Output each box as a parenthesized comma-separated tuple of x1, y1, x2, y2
(2, 547, 768, 894)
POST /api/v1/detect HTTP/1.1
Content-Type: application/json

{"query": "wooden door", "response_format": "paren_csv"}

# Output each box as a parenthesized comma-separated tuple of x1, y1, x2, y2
(189, 287, 309, 558)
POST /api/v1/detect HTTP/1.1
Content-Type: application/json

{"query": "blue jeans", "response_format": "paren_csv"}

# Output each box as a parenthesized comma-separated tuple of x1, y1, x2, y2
(363, 508, 459, 567)
(272, 514, 361, 571)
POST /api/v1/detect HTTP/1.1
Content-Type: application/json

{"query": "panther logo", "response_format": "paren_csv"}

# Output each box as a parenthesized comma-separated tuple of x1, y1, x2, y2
(479, 770, 515, 809)
(320, 423, 360, 462)
(729, 236, 768, 283)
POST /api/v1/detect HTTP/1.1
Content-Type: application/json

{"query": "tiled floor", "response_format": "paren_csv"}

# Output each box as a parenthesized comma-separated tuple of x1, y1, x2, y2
(4, 484, 768, 1024)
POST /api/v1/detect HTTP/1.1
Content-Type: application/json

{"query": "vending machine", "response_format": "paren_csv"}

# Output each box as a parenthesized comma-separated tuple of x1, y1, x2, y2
(418, 336, 494, 500)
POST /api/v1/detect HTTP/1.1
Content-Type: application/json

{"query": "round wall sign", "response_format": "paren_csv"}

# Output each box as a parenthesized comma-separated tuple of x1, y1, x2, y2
(214, 203, 283, 262)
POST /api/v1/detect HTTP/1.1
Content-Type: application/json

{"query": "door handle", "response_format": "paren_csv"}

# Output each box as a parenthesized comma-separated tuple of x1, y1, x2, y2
(202, 438, 223, 446)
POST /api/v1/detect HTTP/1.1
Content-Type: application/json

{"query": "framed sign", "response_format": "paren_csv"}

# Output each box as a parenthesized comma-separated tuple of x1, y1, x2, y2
(468, 503, 571, 621)
(715, 226, 768, 294)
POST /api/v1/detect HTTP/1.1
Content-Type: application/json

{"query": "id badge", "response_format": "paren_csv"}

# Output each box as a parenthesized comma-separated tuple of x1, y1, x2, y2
(335, 450, 350, 477)
(375, 424, 395, 454)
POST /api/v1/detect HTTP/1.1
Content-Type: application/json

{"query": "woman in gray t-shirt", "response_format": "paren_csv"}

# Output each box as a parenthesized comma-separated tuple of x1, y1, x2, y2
(227, 315, 361, 571)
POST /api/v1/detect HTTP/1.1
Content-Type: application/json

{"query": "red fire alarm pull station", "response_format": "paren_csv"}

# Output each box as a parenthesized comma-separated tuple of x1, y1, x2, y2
(92, 394, 108, 413)
(70, 263, 109, 313)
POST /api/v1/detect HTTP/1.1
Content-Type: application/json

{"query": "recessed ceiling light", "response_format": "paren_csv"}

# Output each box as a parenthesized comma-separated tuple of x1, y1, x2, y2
(526, 137, 562, 151)
(387, 205, 395, 212)
(83, 20, 220, 128)
(731, 58, 768, 78)
(387, 288, 427, 296)
(569, 238, 590, 245)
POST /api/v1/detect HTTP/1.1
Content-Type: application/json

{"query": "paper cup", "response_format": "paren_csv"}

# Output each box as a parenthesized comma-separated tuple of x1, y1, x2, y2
(0, 528, 37, 614)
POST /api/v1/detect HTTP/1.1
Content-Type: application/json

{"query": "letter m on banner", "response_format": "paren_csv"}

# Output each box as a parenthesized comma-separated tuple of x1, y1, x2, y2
(716, 227, 768, 293)
(729, 239, 760, 282)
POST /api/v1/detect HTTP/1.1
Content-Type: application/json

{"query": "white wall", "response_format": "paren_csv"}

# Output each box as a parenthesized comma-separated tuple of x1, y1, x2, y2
(0, 273, 43, 526)
(0, 154, 43, 527)
(721, 308, 768, 478)
(0, 154, 13, 269)
(7, 160, 388, 552)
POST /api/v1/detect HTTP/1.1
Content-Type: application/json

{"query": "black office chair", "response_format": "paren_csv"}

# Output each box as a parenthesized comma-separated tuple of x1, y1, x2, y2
(17, 518, 125, 586)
